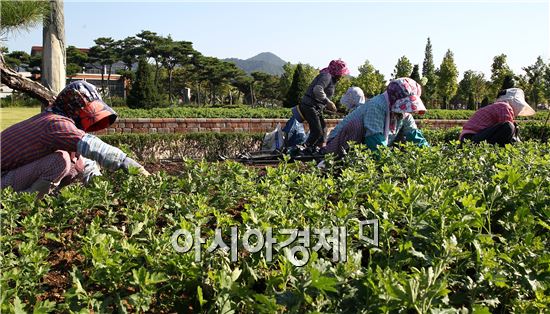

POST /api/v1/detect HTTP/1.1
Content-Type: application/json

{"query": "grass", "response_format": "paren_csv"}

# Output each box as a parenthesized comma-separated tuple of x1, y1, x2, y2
(0, 107, 40, 131)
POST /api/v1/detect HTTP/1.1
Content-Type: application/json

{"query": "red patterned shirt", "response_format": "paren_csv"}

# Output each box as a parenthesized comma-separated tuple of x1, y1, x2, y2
(1, 112, 85, 172)
(460, 102, 515, 139)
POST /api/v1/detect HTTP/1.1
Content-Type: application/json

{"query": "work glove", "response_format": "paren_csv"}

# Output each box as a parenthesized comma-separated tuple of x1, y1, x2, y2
(325, 99, 337, 113)
(81, 157, 102, 185)
(123, 157, 151, 176)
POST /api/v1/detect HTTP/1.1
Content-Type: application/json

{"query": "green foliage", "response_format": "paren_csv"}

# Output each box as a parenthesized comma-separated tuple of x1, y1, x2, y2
(0, 1, 49, 36)
(0, 95, 42, 108)
(279, 62, 296, 98)
(353, 60, 386, 98)
(110, 106, 550, 121)
(422, 38, 438, 109)
(1, 141, 549, 312)
(437, 49, 459, 109)
(522, 56, 548, 105)
(66, 46, 88, 77)
(392, 56, 413, 79)
(127, 58, 164, 109)
(3, 50, 30, 71)
(283, 64, 309, 108)
(490, 54, 514, 100)
(454, 70, 487, 110)
(410, 64, 421, 83)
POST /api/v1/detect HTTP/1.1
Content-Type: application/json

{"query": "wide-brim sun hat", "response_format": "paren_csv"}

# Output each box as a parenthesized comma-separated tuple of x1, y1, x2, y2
(79, 100, 118, 132)
(496, 88, 536, 116)
(53, 81, 118, 131)
(387, 78, 427, 114)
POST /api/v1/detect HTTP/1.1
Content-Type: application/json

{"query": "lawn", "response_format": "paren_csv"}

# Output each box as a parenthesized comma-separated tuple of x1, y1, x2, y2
(0, 107, 40, 131)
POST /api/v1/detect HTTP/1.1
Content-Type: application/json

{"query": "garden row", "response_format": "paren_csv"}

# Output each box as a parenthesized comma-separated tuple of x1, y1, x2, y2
(100, 124, 550, 161)
(1, 141, 549, 313)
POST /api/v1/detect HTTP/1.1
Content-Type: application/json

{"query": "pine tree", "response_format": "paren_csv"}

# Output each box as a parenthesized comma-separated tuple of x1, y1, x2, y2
(127, 57, 163, 109)
(283, 63, 308, 108)
(410, 64, 421, 83)
(422, 38, 438, 108)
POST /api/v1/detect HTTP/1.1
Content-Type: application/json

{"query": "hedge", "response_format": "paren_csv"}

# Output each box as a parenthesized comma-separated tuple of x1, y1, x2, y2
(113, 106, 549, 121)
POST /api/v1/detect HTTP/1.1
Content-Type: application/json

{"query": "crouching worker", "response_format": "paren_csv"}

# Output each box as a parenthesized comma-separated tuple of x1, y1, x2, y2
(460, 88, 535, 145)
(339, 86, 366, 112)
(324, 78, 429, 156)
(300, 59, 350, 153)
(1, 81, 149, 199)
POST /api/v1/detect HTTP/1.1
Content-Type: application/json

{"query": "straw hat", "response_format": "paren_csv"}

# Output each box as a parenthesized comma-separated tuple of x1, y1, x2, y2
(496, 88, 536, 116)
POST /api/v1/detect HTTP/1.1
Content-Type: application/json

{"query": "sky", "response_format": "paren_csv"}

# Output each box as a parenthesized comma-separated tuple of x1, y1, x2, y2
(5, 0, 550, 80)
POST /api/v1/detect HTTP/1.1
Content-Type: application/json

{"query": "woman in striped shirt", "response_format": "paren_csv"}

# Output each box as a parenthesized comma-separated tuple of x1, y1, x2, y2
(460, 88, 535, 145)
(1, 81, 149, 199)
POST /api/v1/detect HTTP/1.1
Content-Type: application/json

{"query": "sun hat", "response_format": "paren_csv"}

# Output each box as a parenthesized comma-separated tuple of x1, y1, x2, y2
(496, 88, 536, 116)
(51, 81, 117, 131)
(386, 78, 427, 114)
(320, 59, 350, 77)
(340, 86, 365, 110)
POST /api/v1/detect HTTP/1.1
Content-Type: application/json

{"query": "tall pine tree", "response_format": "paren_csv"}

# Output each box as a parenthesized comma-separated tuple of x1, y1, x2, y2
(422, 38, 438, 108)
(127, 57, 163, 109)
(410, 64, 421, 83)
(283, 63, 308, 108)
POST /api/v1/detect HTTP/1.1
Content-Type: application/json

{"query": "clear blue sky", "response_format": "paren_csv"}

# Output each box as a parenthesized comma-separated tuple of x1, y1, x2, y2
(6, 0, 550, 79)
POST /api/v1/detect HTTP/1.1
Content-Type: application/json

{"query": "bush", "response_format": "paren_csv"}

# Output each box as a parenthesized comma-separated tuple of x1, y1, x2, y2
(112, 106, 549, 121)
(0, 95, 42, 108)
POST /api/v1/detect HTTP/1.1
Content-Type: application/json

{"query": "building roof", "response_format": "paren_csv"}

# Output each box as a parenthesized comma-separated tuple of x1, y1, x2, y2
(31, 46, 90, 56)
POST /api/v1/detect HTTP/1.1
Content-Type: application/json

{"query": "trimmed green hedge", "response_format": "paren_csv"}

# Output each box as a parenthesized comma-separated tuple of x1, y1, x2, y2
(113, 106, 549, 121)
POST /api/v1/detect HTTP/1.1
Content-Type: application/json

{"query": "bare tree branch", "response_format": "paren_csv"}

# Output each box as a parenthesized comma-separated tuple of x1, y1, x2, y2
(1, 53, 56, 109)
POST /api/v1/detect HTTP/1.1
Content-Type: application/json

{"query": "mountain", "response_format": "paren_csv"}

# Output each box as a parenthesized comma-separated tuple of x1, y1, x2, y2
(224, 52, 286, 76)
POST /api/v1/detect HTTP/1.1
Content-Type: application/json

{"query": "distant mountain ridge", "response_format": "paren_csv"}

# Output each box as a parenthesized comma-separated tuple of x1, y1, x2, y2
(224, 52, 286, 76)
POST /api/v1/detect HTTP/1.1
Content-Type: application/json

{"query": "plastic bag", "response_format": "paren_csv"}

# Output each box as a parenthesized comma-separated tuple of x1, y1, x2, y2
(261, 123, 284, 151)
(282, 117, 307, 147)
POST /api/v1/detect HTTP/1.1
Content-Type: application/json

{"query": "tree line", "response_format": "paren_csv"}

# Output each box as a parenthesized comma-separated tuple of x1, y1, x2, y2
(4, 35, 550, 110)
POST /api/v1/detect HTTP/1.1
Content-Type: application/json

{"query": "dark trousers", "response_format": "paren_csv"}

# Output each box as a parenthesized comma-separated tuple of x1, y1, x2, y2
(300, 104, 326, 147)
(462, 122, 516, 146)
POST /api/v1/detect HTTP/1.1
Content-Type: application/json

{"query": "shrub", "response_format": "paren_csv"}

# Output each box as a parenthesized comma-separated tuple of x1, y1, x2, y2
(2, 142, 548, 312)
